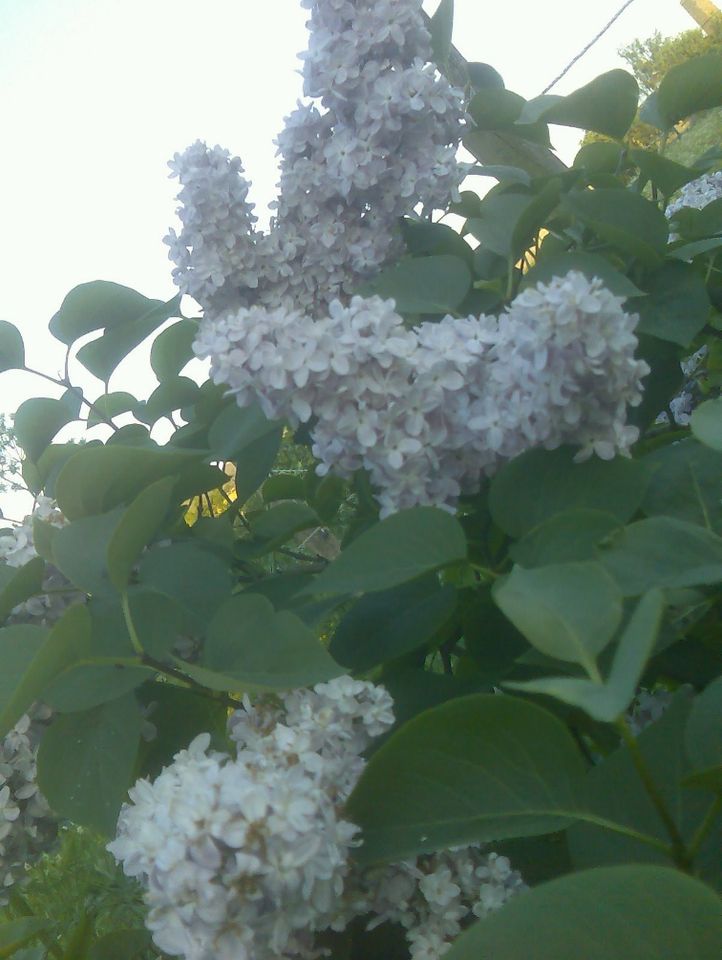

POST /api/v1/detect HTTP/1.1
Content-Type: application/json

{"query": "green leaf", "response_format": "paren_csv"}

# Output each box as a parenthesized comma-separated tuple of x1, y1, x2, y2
(443, 865, 722, 960)
(631, 261, 710, 347)
(234, 428, 283, 504)
(527, 70, 639, 140)
(202, 594, 341, 689)
(14, 398, 74, 463)
(467, 187, 557, 261)
(641, 52, 722, 130)
(400, 218, 474, 265)
(598, 517, 722, 595)
(49, 281, 161, 344)
(562, 188, 668, 265)
(306, 507, 467, 596)
(493, 562, 623, 671)
(329, 575, 457, 671)
(86, 391, 137, 428)
(573, 141, 625, 175)
(346, 694, 586, 864)
(0, 321, 25, 372)
(137, 541, 233, 630)
(51, 507, 126, 595)
(642, 439, 722, 534)
(691, 398, 722, 451)
(75, 294, 181, 383)
(0, 557, 45, 621)
(489, 446, 650, 538)
(55, 445, 198, 519)
(359, 256, 472, 314)
(507, 589, 665, 722)
(685, 676, 722, 774)
(521, 251, 643, 298)
(630, 334, 684, 432)
(135, 376, 200, 426)
(150, 319, 198, 380)
(510, 509, 622, 568)
(468, 89, 525, 129)
(124, 588, 185, 660)
(668, 236, 722, 260)
(468, 163, 531, 185)
(249, 501, 319, 549)
(429, 0, 453, 66)
(0, 605, 89, 736)
(37, 692, 143, 835)
(0, 624, 47, 717)
(568, 695, 722, 887)
(466, 61, 504, 90)
(88, 930, 151, 960)
(208, 401, 281, 460)
(42, 659, 152, 713)
(630, 149, 701, 198)
(106, 477, 176, 590)
(0, 919, 49, 958)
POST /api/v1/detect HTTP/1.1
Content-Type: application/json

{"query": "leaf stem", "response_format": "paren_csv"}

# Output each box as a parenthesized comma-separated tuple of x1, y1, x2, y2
(120, 591, 145, 657)
(615, 718, 692, 870)
(687, 795, 722, 862)
(21, 366, 120, 433)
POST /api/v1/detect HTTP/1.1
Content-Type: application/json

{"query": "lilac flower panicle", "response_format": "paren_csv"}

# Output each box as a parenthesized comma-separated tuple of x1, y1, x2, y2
(165, 0, 465, 315)
(0, 497, 72, 625)
(0, 705, 56, 901)
(195, 271, 649, 516)
(109, 677, 525, 960)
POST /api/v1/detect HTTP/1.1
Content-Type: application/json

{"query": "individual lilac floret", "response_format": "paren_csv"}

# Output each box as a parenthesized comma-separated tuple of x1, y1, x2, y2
(195, 272, 649, 517)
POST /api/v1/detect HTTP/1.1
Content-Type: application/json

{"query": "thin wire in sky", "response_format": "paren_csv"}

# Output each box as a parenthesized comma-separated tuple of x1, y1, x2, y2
(541, 0, 639, 94)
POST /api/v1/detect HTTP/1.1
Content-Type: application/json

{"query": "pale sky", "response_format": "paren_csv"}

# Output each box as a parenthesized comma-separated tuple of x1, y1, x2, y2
(0, 0, 702, 514)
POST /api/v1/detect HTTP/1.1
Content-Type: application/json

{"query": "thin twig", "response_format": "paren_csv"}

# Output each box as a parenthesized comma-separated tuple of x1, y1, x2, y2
(541, 0, 638, 94)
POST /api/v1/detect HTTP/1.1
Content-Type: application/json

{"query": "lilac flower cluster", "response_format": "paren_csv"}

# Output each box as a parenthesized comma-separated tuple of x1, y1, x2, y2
(0, 705, 57, 901)
(666, 170, 722, 223)
(0, 497, 71, 625)
(164, 0, 464, 316)
(109, 677, 525, 960)
(195, 272, 649, 516)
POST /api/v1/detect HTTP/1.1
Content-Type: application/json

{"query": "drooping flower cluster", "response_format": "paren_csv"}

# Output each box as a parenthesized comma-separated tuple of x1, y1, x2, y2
(0, 704, 57, 901)
(195, 272, 649, 516)
(0, 497, 71, 625)
(665, 170, 722, 223)
(344, 848, 525, 960)
(165, 0, 464, 315)
(109, 677, 525, 960)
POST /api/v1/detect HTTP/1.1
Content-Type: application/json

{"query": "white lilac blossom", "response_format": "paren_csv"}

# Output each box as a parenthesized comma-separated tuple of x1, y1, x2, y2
(666, 170, 722, 224)
(626, 688, 674, 737)
(344, 848, 526, 960)
(164, 142, 260, 314)
(109, 678, 395, 960)
(0, 497, 71, 625)
(0, 705, 57, 901)
(195, 272, 649, 516)
(165, 0, 464, 315)
(109, 677, 525, 960)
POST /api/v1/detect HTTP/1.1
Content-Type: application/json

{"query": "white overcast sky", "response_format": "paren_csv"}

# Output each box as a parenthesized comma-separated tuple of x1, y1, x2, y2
(0, 0, 703, 513)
